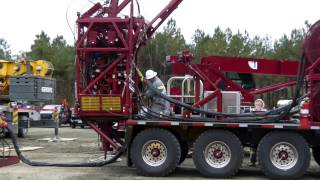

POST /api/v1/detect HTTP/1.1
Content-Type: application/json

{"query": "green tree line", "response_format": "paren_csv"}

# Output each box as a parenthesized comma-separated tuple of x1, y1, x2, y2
(140, 19, 310, 72)
(0, 19, 311, 107)
(0, 32, 75, 104)
(28, 31, 75, 104)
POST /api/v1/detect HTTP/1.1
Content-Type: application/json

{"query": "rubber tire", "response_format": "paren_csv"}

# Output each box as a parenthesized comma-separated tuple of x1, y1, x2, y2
(18, 128, 28, 138)
(192, 130, 243, 178)
(257, 131, 310, 180)
(130, 128, 181, 176)
(179, 141, 188, 165)
(312, 146, 320, 166)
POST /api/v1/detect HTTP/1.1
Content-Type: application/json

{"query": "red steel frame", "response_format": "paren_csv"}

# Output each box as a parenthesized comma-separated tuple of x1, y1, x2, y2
(306, 57, 320, 121)
(126, 56, 320, 126)
(167, 53, 300, 115)
(75, 0, 183, 119)
(74, 1, 320, 155)
(77, 1, 301, 120)
(75, 0, 183, 152)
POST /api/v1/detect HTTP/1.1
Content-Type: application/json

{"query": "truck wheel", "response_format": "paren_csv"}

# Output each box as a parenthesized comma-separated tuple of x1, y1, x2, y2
(192, 130, 243, 178)
(257, 131, 310, 180)
(312, 146, 320, 166)
(179, 141, 188, 165)
(130, 128, 181, 176)
(18, 128, 28, 138)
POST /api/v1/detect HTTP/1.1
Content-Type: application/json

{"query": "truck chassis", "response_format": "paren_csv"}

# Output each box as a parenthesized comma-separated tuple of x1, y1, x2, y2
(71, 0, 320, 179)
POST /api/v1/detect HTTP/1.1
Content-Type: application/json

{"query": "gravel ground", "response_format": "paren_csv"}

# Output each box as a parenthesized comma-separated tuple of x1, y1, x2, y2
(0, 127, 320, 180)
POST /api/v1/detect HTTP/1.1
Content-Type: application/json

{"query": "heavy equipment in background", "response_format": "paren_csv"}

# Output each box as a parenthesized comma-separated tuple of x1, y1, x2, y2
(0, 59, 55, 137)
(71, 0, 320, 179)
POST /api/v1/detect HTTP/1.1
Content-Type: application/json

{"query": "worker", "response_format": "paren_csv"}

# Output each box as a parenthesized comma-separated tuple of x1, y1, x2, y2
(61, 98, 71, 124)
(144, 69, 171, 116)
(53, 106, 60, 140)
(253, 99, 267, 112)
(53, 107, 60, 122)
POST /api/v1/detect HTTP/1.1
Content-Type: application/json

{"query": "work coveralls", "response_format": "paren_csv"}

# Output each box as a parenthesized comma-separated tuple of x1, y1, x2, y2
(145, 77, 171, 116)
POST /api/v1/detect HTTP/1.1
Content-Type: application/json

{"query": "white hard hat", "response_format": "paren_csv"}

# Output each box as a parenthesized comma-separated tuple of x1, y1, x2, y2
(145, 69, 157, 80)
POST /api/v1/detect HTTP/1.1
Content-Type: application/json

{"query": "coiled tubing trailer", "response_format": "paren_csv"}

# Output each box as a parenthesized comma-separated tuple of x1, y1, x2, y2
(72, 0, 320, 179)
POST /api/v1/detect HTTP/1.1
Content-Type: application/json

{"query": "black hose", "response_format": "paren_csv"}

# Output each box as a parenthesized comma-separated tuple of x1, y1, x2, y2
(139, 96, 302, 124)
(135, 0, 141, 16)
(265, 53, 307, 122)
(141, 106, 284, 123)
(6, 126, 126, 167)
(136, 81, 303, 123)
(144, 54, 307, 121)
(146, 81, 296, 118)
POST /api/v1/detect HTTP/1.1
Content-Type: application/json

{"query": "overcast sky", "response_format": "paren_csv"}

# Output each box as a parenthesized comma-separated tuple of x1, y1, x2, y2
(0, 0, 319, 54)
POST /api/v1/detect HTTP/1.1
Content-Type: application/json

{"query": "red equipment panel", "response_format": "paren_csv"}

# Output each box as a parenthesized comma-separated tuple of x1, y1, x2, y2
(201, 56, 299, 76)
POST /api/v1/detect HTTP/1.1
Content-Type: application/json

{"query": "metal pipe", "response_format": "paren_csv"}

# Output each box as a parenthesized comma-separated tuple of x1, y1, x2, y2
(87, 122, 120, 149)
(193, 90, 220, 108)
(250, 81, 297, 95)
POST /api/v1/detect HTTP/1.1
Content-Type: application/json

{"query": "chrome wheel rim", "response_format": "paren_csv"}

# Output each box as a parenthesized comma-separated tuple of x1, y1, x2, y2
(142, 140, 167, 167)
(204, 141, 231, 168)
(270, 142, 298, 170)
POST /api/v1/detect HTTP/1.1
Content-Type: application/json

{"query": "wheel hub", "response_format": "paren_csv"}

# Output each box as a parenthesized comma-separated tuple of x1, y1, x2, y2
(142, 140, 167, 167)
(270, 142, 298, 170)
(279, 151, 289, 160)
(151, 148, 160, 157)
(213, 149, 223, 159)
(204, 141, 231, 168)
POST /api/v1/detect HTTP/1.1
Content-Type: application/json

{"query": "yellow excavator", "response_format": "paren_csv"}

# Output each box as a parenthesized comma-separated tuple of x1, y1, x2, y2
(0, 59, 55, 137)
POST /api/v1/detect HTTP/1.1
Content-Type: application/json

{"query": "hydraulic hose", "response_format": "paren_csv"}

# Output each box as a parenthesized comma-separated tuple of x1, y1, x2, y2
(144, 54, 307, 121)
(146, 81, 297, 118)
(136, 82, 304, 123)
(139, 97, 302, 124)
(265, 53, 307, 122)
(6, 126, 126, 167)
(140, 106, 282, 123)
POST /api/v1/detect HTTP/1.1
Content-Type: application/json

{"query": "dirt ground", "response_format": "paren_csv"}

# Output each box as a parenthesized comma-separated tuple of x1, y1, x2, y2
(1, 127, 320, 180)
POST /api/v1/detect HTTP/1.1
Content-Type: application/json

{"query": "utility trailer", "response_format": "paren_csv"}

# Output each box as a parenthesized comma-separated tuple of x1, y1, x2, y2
(73, 0, 320, 179)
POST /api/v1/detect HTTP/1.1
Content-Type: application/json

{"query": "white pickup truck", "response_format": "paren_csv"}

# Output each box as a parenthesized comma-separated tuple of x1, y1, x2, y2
(40, 104, 61, 121)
